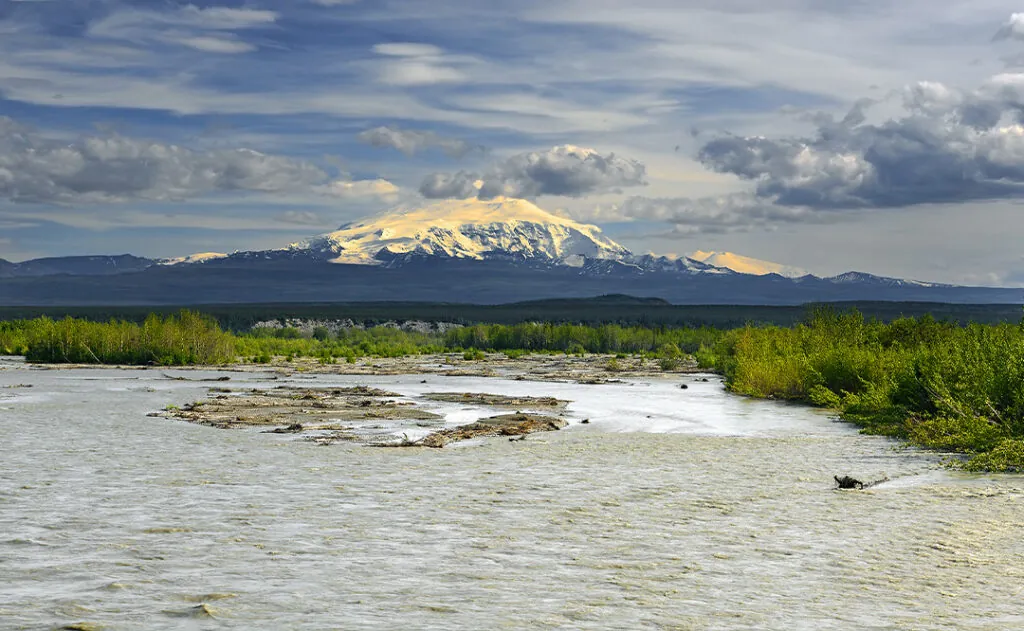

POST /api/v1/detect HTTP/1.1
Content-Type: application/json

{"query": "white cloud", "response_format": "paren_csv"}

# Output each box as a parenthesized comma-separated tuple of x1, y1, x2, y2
(87, 5, 276, 54)
(421, 145, 647, 199)
(607, 193, 826, 233)
(175, 36, 255, 54)
(371, 42, 469, 86)
(357, 126, 481, 157)
(323, 178, 400, 200)
(994, 13, 1024, 42)
(373, 43, 445, 57)
(0, 116, 329, 204)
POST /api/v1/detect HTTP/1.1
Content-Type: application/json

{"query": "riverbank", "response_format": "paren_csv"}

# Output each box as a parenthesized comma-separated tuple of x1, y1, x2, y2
(701, 310, 1024, 472)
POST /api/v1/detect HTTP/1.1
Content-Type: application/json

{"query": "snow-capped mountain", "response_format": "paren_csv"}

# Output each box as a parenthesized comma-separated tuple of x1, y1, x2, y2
(688, 250, 808, 278)
(161, 252, 228, 266)
(282, 197, 810, 279)
(5, 196, 1021, 306)
(825, 271, 946, 288)
(291, 197, 630, 266)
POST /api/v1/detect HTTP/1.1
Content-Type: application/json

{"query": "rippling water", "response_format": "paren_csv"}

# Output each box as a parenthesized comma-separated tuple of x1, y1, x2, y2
(2, 357, 1023, 630)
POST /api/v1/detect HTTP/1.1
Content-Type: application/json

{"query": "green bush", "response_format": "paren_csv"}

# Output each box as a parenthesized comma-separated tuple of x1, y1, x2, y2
(463, 348, 486, 361)
(23, 311, 234, 365)
(700, 309, 1024, 471)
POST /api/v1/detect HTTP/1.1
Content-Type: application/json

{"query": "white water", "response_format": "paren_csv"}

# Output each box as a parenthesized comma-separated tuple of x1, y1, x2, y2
(2, 357, 1023, 630)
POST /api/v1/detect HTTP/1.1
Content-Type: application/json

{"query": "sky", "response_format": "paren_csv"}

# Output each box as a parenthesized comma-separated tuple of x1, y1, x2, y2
(2, 0, 1024, 286)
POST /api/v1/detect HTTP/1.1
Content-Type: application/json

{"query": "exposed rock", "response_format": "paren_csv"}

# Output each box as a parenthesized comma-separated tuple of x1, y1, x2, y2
(415, 413, 568, 448)
(159, 385, 438, 429)
(423, 392, 568, 409)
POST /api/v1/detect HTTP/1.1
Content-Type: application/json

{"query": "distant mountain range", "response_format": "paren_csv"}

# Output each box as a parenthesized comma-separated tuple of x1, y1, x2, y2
(0, 197, 1021, 306)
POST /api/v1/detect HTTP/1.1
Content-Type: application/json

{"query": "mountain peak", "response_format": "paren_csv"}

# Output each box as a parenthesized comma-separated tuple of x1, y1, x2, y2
(688, 250, 808, 278)
(298, 197, 630, 265)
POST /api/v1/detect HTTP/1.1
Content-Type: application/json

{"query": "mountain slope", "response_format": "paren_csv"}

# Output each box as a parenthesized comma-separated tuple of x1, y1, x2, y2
(0, 254, 155, 278)
(1, 257, 1020, 306)
(294, 197, 630, 265)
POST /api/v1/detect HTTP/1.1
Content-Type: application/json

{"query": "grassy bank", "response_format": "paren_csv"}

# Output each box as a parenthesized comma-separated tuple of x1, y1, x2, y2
(698, 309, 1024, 472)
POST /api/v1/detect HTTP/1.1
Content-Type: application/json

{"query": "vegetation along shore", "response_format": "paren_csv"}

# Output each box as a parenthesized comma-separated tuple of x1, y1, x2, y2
(2, 307, 1023, 471)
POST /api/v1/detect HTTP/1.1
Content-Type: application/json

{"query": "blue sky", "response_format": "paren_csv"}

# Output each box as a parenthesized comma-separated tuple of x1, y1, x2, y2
(2, 0, 1024, 286)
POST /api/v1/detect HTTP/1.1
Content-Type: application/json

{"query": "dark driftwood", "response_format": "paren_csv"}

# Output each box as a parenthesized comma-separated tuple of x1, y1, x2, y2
(834, 475, 864, 489)
(835, 474, 890, 489)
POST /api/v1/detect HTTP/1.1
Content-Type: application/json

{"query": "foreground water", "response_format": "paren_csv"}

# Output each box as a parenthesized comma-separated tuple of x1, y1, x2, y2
(1, 357, 1023, 630)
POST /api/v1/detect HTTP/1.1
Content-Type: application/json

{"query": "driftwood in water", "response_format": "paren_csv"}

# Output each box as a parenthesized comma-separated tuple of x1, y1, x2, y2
(162, 373, 231, 382)
(835, 474, 890, 490)
(834, 475, 865, 489)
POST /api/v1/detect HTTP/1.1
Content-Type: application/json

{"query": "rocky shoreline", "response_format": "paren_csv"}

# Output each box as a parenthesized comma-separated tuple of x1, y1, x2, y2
(33, 352, 700, 385)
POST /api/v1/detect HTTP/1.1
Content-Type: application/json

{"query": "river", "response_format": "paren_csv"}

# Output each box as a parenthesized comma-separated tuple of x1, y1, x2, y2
(2, 356, 1023, 630)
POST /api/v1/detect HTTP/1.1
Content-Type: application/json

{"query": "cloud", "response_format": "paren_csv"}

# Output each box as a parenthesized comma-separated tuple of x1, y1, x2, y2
(276, 210, 325, 225)
(176, 36, 256, 55)
(695, 69, 1024, 210)
(357, 126, 481, 158)
(322, 178, 400, 200)
(87, 5, 276, 54)
(371, 41, 468, 86)
(994, 13, 1024, 42)
(419, 145, 647, 200)
(0, 116, 330, 204)
(373, 43, 445, 58)
(573, 193, 823, 234)
(418, 172, 482, 199)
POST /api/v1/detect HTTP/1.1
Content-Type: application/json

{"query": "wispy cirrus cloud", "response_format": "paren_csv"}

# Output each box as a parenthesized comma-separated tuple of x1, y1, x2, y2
(86, 5, 277, 54)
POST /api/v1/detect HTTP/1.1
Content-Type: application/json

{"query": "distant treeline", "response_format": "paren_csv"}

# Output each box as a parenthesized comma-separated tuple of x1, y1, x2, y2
(444, 323, 720, 355)
(1, 297, 1022, 330)
(699, 308, 1024, 472)
(3, 313, 718, 365)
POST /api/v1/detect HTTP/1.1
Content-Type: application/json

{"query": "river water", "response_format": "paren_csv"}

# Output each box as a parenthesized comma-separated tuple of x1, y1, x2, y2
(2, 357, 1023, 630)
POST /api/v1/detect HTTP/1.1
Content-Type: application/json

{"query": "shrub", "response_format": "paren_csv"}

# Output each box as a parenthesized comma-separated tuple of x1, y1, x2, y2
(463, 348, 486, 361)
